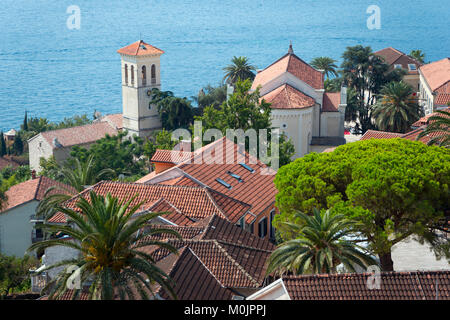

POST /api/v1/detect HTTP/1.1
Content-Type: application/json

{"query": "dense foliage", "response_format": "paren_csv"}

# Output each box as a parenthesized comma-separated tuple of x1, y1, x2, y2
(28, 192, 181, 300)
(0, 254, 37, 297)
(274, 139, 450, 271)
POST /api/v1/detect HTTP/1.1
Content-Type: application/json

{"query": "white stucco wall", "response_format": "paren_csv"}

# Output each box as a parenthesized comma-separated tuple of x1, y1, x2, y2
(28, 134, 54, 173)
(419, 73, 435, 115)
(392, 235, 450, 271)
(42, 241, 79, 280)
(0, 201, 38, 257)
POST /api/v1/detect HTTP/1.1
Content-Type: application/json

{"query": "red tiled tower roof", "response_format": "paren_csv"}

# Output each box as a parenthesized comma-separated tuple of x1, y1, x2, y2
(117, 40, 164, 56)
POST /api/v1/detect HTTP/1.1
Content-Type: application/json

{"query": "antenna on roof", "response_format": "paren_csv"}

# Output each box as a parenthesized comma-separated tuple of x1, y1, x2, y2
(288, 41, 294, 54)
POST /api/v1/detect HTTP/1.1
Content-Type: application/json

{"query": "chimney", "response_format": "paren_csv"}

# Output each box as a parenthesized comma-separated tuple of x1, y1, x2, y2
(31, 169, 37, 180)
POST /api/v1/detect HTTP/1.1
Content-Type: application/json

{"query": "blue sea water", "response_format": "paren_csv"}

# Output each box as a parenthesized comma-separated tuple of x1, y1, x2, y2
(0, 0, 449, 131)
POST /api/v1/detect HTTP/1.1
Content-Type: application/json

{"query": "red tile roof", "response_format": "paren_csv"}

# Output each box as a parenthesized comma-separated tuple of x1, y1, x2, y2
(49, 181, 251, 225)
(139, 215, 274, 292)
(252, 52, 324, 91)
(151, 150, 193, 164)
(412, 107, 450, 127)
(100, 113, 123, 130)
(1, 176, 76, 213)
(420, 58, 450, 92)
(37, 122, 118, 149)
(375, 47, 422, 75)
(435, 93, 450, 106)
(261, 84, 316, 110)
(282, 271, 450, 300)
(360, 130, 404, 140)
(117, 40, 165, 56)
(322, 92, 341, 112)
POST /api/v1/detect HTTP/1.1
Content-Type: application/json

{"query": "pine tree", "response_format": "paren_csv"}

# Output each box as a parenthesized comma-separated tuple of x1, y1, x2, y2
(0, 131, 6, 157)
(23, 111, 28, 131)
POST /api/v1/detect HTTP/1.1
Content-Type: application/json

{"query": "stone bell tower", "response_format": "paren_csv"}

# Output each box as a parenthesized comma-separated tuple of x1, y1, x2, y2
(117, 40, 164, 138)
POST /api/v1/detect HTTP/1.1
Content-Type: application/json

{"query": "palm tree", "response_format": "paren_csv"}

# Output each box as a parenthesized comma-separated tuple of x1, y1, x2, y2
(266, 209, 377, 275)
(223, 56, 256, 85)
(372, 81, 423, 133)
(417, 109, 450, 147)
(36, 154, 115, 220)
(310, 57, 339, 79)
(28, 191, 181, 300)
(410, 50, 425, 64)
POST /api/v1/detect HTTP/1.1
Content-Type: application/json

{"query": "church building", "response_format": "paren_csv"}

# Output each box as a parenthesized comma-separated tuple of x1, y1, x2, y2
(252, 44, 347, 158)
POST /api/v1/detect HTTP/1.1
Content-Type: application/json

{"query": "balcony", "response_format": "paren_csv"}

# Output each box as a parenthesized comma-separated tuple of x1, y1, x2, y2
(30, 270, 48, 293)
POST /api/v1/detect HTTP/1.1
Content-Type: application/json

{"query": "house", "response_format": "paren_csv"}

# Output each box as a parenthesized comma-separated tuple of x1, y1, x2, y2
(374, 47, 423, 92)
(251, 44, 347, 158)
(0, 176, 75, 257)
(36, 215, 275, 299)
(247, 271, 450, 300)
(27, 117, 121, 172)
(136, 137, 278, 241)
(419, 58, 450, 115)
(139, 214, 275, 299)
(360, 106, 450, 145)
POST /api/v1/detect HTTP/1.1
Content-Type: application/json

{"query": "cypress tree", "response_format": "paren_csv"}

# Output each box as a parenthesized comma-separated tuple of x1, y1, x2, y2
(0, 131, 6, 157)
(23, 111, 28, 131)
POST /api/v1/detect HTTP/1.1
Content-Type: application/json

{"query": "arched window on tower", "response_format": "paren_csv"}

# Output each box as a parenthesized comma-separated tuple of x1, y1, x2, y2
(131, 65, 135, 85)
(142, 65, 147, 86)
(151, 64, 156, 84)
(124, 64, 128, 85)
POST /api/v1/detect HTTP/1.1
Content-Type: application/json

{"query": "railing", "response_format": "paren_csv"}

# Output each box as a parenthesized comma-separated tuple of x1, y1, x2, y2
(30, 271, 48, 293)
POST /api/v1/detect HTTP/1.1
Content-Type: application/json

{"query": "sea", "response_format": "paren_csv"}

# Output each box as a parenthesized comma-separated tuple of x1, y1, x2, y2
(0, 0, 449, 131)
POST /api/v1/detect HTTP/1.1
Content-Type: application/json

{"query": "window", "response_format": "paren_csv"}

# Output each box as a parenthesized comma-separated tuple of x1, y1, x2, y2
(269, 209, 276, 240)
(151, 64, 156, 84)
(227, 171, 243, 182)
(408, 64, 417, 71)
(394, 64, 402, 69)
(142, 65, 147, 86)
(130, 65, 134, 85)
(238, 217, 245, 229)
(258, 217, 267, 238)
(239, 163, 255, 173)
(216, 178, 232, 189)
(124, 64, 128, 85)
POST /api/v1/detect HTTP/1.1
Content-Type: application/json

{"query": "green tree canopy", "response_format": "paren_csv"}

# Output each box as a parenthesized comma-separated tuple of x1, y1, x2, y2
(28, 192, 181, 300)
(310, 57, 339, 79)
(341, 45, 404, 133)
(273, 139, 450, 271)
(410, 50, 425, 64)
(223, 56, 256, 85)
(372, 81, 423, 133)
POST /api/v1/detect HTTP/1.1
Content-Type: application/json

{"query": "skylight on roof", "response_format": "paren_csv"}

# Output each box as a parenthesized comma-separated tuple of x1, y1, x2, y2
(227, 171, 243, 182)
(394, 64, 403, 69)
(216, 178, 232, 189)
(408, 64, 417, 71)
(239, 163, 255, 173)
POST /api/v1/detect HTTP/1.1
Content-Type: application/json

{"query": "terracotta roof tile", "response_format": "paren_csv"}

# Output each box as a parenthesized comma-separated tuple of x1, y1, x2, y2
(117, 40, 165, 56)
(420, 58, 450, 92)
(375, 47, 422, 75)
(412, 107, 450, 127)
(435, 93, 450, 106)
(1, 176, 76, 213)
(360, 130, 404, 140)
(49, 181, 250, 224)
(252, 53, 324, 91)
(261, 84, 316, 110)
(38, 122, 118, 149)
(100, 113, 123, 130)
(322, 92, 341, 112)
(282, 271, 450, 300)
(151, 150, 193, 164)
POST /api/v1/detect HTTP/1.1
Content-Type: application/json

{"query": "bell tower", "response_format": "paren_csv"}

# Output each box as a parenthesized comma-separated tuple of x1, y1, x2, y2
(117, 40, 164, 138)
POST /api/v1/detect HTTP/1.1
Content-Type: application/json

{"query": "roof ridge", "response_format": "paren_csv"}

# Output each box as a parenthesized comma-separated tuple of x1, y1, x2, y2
(186, 246, 227, 288)
(212, 240, 261, 287)
(199, 215, 218, 240)
(40, 121, 110, 137)
(204, 188, 229, 220)
(216, 239, 273, 253)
